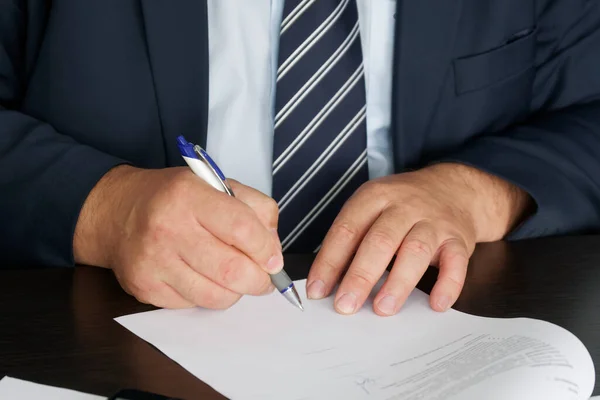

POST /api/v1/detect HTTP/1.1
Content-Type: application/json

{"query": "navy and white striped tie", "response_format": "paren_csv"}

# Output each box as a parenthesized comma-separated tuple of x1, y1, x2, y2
(273, 0, 369, 253)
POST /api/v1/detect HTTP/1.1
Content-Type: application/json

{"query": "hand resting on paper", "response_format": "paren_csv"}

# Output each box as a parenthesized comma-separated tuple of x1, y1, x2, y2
(73, 165, 283, 309)
(307, 163, 533, 316)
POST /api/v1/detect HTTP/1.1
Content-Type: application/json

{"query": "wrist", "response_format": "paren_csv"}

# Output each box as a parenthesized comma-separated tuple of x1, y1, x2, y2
(423, 163, 533, 242)
(73, 164, 142, 267)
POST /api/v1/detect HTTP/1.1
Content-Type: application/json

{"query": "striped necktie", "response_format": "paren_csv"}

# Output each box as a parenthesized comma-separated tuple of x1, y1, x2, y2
(272, 0, 369, 253)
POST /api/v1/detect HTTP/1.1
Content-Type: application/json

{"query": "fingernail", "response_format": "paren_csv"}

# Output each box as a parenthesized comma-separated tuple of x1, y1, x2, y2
(336, 292, 358, 314)
(307, 280, 326, 299)
(376, 295, 397, 316)
(437, 295, 451, 311)
(266, 253, 284, 273)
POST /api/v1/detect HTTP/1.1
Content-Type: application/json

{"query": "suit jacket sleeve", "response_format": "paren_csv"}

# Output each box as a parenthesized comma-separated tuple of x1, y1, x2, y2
(437, 5, 600, 239)
(0, 3, 127, 267)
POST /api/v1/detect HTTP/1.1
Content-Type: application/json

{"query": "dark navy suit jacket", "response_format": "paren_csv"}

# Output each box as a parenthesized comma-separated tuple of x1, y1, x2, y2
(1, 1, 599, 267)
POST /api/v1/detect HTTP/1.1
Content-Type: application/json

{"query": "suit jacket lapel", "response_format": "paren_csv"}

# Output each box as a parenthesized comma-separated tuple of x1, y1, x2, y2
(391, 0, 462, 170)
(140, 0, 209, 166)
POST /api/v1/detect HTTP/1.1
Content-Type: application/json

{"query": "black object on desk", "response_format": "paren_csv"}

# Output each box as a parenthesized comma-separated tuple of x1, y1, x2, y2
(109, 388, 182, 400)
(1, 235, 600, 399)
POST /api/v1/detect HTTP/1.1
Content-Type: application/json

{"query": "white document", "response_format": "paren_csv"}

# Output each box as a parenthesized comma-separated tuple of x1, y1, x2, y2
(0, 377, 103, 400)
(115, 279, 596, 400)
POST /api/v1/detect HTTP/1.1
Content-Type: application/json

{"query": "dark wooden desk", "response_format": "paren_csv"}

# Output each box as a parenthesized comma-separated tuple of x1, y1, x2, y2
(1, 236, 600, 399)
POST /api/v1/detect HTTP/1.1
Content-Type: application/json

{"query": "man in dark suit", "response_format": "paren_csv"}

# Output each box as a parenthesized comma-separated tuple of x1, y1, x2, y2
(1, 1, 599, 316)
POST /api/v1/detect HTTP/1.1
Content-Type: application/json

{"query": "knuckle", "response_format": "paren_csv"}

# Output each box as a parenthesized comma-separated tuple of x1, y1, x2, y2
(446, 275, 465, 291)
(199, 288, 237, 310)
(347, 268, 378, 287)
(313, 255, 343, 277)
(134, 292, 153, 305)
(255, 197, 279, 229)
(217, 256, 244, 286)
(331, 221, 359, 244)
(243, 269, 272, 296)
(184, 280, 221, 309)
(442, 239, 470, 265)
(145, 213, 172, 241)
(125, 274, 154, 302)
(126, 247, 148, 268)
(196, 287, 220, 309)
(230, 210, 271, 256)
(126, 273, 148, 294)
(403, 238, 433, 259)
(358, 179, 377, 192)
(220, 256, 270, 296)
(262, 197, 279, 217)
(231, 214, 256, 243)
(360, 180, 388, 198)
(393, 276, 417, 293)
(168, 173, 194, 197)
(151, 222, 173, 243)
(447, 250, 469, 266)
(364, 230, 398, 253)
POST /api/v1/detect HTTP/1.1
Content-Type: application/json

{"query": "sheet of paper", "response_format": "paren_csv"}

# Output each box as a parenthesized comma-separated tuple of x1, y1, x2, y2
(115, 278, 595, 400)
(0, 377, 103, 400)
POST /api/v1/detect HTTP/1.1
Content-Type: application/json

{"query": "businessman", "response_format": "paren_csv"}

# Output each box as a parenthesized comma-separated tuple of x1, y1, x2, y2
(1, 1, 599, 316)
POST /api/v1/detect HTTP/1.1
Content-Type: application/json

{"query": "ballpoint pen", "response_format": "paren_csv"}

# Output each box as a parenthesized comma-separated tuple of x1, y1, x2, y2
(176, 135, 304, 311)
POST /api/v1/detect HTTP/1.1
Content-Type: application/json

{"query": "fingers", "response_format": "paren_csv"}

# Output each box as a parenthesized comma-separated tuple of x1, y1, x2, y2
(111, 170, 283, 311)
(178, 227, 273, 297)
(193, 187, 283, 275)
(120, 259, 240, 310)
(313, 207, 467, 316)
(164, 260, 243, 309)
(331, 209, 411, 315)
(429, 238, 469, 312)
(373, 221, 439, 316)
(229, 179, 279, 232)
(307, 190, 383, 300)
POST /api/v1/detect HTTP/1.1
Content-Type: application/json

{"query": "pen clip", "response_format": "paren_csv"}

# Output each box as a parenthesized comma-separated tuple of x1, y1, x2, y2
(192, 145, 235, 197)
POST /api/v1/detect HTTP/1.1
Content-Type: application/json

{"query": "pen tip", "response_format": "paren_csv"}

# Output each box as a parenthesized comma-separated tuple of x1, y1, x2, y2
(283, 285, 304, 311)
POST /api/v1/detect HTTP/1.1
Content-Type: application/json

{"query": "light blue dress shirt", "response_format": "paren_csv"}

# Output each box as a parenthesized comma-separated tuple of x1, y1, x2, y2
(205, 0, 396, 196)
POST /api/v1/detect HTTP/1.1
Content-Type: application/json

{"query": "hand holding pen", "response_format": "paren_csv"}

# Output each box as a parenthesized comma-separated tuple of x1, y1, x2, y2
(74, 145, 290, 310)
(177, 136, 303, 310)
